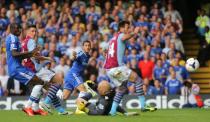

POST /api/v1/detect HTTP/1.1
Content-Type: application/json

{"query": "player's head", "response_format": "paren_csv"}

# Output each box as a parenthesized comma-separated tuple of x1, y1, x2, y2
(97, 80, 111, 96)
(10, 23, 21, 36)
(118, 21, 130, 33)
(26, 24, 37, 39)
(82, 40, 91, 53)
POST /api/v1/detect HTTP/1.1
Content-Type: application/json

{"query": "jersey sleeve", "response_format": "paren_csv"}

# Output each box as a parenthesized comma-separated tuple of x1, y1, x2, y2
(118, 33, 125, 42)
(27, 39, 36, 51)
(75, 50, 84, 61)
(10, 35, 18, 51)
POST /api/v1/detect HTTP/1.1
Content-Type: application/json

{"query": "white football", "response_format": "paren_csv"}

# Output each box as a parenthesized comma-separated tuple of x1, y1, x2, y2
(185, 58, 200, 72)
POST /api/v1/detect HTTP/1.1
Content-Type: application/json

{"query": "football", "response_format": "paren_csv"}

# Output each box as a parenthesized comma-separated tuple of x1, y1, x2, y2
(185, 58, 200, 72)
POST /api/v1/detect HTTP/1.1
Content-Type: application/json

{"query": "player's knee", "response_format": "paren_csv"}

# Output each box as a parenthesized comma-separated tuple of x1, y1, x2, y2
(78, 91, 92, 101)
(76, 97, 87, 106)
(129, 71, 138, 82)
(63, 93, 69, 100)
(77, 84, 87, 92)
(32, 76, 45, 85)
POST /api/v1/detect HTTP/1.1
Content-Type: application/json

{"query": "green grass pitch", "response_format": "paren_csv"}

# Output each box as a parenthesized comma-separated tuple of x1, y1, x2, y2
(0, 109, 209, 122)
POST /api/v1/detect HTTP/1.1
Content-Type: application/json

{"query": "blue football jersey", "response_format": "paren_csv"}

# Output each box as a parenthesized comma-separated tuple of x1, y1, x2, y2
(5, 34, 22, 75)
(69, 50, 90, 75)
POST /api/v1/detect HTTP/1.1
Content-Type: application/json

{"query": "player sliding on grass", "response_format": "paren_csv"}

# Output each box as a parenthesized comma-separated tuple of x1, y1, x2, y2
(21, 24, 71, 115)
(104, 21, 157, 116)
(77, 80, 139, 116)
(5, 23, 45, 116)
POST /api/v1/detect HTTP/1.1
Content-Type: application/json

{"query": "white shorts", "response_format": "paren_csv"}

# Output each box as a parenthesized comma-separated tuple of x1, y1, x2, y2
(106, 66, 132, 87)
(36, 67, 55, 83)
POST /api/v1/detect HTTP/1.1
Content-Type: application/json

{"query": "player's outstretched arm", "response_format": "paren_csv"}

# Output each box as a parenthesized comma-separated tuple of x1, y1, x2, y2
(34, 56, 53, 62)
(12, 46, 40, 59)
(121, 27, 139, 41)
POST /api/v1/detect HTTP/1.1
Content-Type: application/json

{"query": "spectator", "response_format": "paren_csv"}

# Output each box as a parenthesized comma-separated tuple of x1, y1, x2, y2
(126, 37, 141, 53)
(153, 79, 164, 95)
(128, 58, 141, 77)
(54, 57, 69, 77)
(6, 3, 19, 18)
(138, 53, 155, 80)
(86, 0, 101, 15)
(161, 52, 170, 70)
(195, 9, 210, 36)
(127, 48, 141, 64)
(150, 39, 162, 57)
(0, 0, 187, 97)
(171, 32, 184, 54)
(143, 78, 155, 95)
(164, 3, 182, 24)
(165, 71, 182, 95)
(162, 35, 171, 54)
(57, 34, 70, 55)
(72, 15, 85, 32)
(153, 59, 167, 84)
(173, 58, 190, 82)
(197, 26, 210, 66)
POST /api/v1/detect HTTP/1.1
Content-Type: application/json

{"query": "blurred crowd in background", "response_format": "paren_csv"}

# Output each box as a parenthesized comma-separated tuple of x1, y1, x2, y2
(195, 4, 210, 67)
(0, 0, 190, 97)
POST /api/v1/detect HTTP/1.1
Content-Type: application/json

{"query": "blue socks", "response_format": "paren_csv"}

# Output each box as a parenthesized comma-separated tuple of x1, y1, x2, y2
(52, 96, 65, 113)
(109, 101, 119, 116)
(44, 84, 61, 104)
(138, 96, 146, 110)
(44, 96, 52, 104)
(109, 92, 124, 115)
(135, 78, 146, 110)
(55, 106, 65, 113)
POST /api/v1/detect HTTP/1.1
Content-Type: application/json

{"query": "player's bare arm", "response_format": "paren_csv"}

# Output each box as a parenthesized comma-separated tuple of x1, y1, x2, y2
(121, 27, 140, 41)
(34, 56, 53, 62)
(12, 46, 41, 59)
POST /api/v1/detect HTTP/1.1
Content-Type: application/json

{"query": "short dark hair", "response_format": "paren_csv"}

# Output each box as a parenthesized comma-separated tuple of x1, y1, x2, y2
(118, 21, 130, 31)
(27, 24, 36, 30)
(10, 23, 21, 34)
(83, 40, 91, 46)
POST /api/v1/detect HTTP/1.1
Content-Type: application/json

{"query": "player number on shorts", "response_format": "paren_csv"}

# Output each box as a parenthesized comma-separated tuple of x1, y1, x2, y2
(108, 42, 115, 58)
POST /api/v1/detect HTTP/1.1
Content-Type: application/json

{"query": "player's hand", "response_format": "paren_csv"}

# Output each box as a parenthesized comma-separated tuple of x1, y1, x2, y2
(70, 51, 77, 60)
(31, 46, 41, 56)
(42, 57, 53, 62)
(56, 89, 63, 100)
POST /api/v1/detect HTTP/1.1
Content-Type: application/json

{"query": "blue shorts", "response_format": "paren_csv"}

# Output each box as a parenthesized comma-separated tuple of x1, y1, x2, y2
(11, 66, 35, 85)
(64, 72, 83, 91)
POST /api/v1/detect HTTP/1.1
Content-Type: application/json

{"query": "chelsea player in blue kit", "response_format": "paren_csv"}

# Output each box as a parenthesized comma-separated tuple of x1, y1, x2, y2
(61, 41, 93, 110)
(5, 23, 45, 116)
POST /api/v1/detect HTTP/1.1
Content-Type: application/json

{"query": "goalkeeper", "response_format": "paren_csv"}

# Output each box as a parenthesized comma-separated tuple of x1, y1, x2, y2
(77, 80, 139, 116)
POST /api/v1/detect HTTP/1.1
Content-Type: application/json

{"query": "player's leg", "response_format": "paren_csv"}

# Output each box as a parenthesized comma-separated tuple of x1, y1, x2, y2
(34, 68, 65, 114)
(44, 74, 62, 104)
(14, 68, 45, 116)
(40, 73, 64, 113)
(77, 84, 92, 101)
(109, 82, 127, 115)
(107, 66, 130, 116)
(129, 71, 157, 112)
(24, 75, 47, 116)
